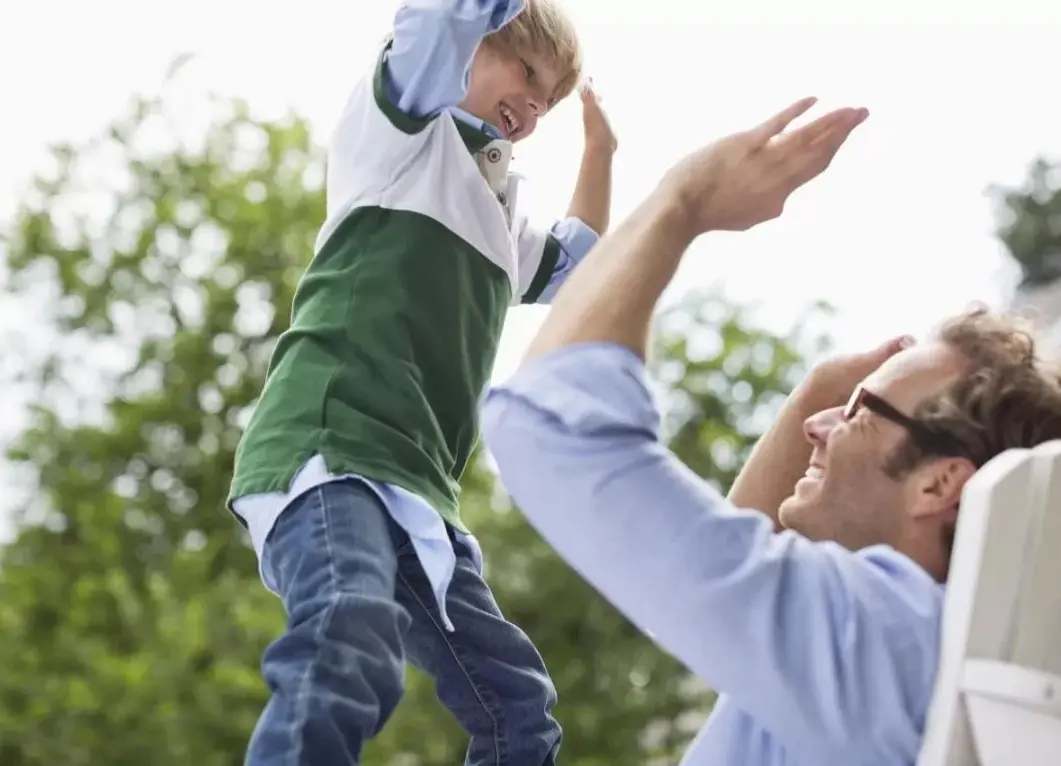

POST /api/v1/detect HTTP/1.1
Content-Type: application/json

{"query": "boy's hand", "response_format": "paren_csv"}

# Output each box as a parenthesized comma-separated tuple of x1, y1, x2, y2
(580, 79, 617, 155)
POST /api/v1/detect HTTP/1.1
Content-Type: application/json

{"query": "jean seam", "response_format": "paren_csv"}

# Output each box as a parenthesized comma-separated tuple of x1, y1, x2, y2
(397, 566, 507, 766)
(288, 486, 332, 766)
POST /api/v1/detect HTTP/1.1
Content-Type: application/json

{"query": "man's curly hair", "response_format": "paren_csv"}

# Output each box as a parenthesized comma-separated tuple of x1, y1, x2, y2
(885, 307, 1061, 477)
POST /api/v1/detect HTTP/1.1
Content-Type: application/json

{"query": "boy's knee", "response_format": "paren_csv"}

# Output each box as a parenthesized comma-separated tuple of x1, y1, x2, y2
(254, 591, 412, 757)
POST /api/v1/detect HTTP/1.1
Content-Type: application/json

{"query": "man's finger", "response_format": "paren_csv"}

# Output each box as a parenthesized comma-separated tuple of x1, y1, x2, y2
(751, 97, 818, 144)
(774, 107, 866, 152)
(808, 109, 867, 172)
(809, 107, 868, 148)
(786, 108, 868, 183)
(789, 107, 859, 146)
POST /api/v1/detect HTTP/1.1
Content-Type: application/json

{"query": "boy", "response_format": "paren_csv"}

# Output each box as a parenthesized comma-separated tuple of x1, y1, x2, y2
(227, 1, 616, 764)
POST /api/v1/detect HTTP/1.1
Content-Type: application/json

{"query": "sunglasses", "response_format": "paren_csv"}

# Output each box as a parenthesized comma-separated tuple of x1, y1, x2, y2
(843, 384, 965, 458)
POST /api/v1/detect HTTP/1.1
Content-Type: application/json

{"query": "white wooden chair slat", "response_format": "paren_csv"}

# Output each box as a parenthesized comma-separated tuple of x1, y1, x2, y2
(918, 441, 1061, 766)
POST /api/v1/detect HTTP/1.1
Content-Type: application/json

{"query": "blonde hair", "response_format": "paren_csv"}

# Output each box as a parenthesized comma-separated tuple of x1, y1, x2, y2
(484, 0, 583, 105)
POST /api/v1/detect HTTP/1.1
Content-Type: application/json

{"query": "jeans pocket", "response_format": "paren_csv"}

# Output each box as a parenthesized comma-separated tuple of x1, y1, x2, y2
(260, 519, 287, 595)
(260, 529, 281, 595)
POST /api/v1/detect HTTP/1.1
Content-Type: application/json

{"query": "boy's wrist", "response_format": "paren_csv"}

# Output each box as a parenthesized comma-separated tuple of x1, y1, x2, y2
(583, 135, 618, 157)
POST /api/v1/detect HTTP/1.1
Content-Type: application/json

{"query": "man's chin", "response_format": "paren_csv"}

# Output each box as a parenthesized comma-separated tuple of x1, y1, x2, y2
(776, 496, 798, 530)
(777, 495, 817, 535)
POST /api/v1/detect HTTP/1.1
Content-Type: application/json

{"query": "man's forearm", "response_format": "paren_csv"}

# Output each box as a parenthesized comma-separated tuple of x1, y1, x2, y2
(527, 186, 696, 363)
(525, 98, 867, 365)
(727, 380, 832, 527)
(565, 146, 614, 236)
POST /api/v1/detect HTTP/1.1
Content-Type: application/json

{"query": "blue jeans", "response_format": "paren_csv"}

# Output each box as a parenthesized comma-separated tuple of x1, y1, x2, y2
(245, 480, 561, 766)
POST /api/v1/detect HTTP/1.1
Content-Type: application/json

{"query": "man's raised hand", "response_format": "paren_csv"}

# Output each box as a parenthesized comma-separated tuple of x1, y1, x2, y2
(661, 97, 868, 235)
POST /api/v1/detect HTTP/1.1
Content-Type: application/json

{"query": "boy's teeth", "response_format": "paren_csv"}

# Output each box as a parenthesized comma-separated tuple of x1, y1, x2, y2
(500, 106, 516, 133)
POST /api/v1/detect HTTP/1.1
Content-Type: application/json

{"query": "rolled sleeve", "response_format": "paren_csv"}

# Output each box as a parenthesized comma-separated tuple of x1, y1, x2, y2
(384, 0, 526, 119)
(517, 217, 600, 305)
(481, 344, 944, 764)
(485, 343, 656, 433)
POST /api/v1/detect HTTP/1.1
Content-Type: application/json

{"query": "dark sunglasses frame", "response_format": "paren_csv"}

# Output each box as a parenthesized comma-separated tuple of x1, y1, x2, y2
(844, 385, 966, 459)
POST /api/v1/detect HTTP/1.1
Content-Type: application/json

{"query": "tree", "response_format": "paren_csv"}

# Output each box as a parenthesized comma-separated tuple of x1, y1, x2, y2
(993, 158, 1061, 290)
(0, 79, 827, 766)
(653, 292, 831, 492)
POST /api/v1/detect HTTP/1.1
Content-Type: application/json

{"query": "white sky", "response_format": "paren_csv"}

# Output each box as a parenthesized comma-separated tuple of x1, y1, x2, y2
(1, 1, 1060, 533)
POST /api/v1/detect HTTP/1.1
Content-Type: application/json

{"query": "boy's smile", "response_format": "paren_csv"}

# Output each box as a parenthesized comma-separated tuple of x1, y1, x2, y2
(498, 102, 525, 140)
(462, 46, 562, 143)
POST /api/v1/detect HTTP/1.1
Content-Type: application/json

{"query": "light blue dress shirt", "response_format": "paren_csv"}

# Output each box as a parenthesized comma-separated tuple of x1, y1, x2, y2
(481, 342, 947, 765)
(233, 0, 599, 630)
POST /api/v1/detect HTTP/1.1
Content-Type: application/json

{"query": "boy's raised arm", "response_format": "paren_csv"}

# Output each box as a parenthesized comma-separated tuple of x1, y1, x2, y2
(564, 82, 616, 236)
(384, 0, 526, 118)
(517, 82, 616, 305)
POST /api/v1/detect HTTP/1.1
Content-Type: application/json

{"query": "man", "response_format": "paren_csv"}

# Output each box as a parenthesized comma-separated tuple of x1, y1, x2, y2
(479, 97, 1061, 765)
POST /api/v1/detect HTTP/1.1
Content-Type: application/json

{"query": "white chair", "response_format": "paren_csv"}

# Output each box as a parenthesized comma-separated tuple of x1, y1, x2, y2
(918, 440, 1061, 766)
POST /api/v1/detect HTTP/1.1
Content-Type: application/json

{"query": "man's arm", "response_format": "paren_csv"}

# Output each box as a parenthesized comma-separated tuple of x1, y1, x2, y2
(481, 345, 941, 763)
(522, 100, 866, 362)
(384, 0, 525, 118)
(483, 102, 942, 760)
(727, 381, 831, 528)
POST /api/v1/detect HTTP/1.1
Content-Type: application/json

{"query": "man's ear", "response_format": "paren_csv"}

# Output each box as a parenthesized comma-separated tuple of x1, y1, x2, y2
(909, 457, 977, 520)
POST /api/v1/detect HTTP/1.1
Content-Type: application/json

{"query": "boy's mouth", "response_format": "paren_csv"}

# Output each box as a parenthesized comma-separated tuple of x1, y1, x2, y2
(498, 102, 523, 140)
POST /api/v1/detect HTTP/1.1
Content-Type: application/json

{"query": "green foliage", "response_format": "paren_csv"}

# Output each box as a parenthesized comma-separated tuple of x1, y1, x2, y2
(992, 158, 1061, 289)
(1, 86, 319, 766)
(0, 82, 825, 765)
(652, 293, 831, 491)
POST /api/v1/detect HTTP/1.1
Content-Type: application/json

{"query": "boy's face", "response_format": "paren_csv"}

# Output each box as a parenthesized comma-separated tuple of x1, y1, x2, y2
(460, 44, 563, 143)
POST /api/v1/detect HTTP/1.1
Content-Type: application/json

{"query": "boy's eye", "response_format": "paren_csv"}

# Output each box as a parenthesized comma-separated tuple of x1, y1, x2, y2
(521, 59, 536, 81)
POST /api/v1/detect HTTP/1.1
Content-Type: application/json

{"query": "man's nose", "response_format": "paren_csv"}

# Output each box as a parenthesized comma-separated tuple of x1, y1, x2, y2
(804, 406, 845, 449)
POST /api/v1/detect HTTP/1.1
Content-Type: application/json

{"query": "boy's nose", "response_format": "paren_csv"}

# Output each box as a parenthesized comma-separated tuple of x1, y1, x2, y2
(525, 86, 549, 117)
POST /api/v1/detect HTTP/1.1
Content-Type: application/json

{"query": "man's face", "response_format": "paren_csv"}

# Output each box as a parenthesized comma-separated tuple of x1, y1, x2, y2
(460, 44, 561, 143)
(778, 341, 967, 551)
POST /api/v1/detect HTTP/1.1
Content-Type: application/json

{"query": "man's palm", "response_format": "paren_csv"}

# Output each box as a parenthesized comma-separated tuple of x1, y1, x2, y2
(664, 98, 868, 235)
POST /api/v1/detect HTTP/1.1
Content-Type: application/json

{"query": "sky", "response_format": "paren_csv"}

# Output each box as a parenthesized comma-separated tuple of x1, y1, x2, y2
(1, 1, 1060, 534)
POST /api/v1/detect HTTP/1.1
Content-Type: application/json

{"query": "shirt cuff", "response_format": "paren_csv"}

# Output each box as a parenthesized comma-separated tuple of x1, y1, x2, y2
(535, 217, 600, 304)
(486, 343, 661, 438)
